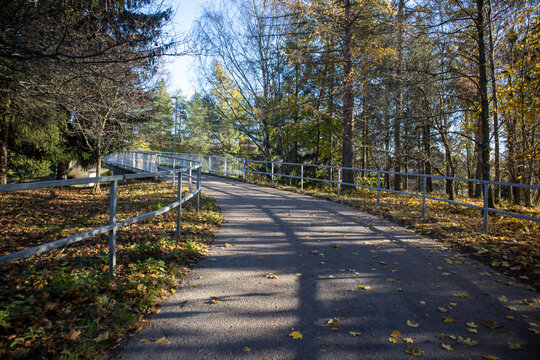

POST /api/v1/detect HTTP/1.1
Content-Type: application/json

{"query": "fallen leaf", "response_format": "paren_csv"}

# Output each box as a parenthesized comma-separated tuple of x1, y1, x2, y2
(458, 336, 478, 346)
(438, 307, 447, 313)
(333, 244, 341, 248)
(506, 316, 515, 320)
(443, 315, 454, 323)
(407, 320, 420, 328)
(452, 292, 467, 298)
(242, 346, 252, 353)
(330, 327, 339, 331)
(403, 337, 414, 343)
(467, 328, 478, 334)
(497, 295, 508, 302)
(441, 343, 453, 351)
(357, 285, 372, 290)
(155, 337, 171, 346)
(507, 342, 522, 350)
(528, 327, 540, 334)
(506, 305, 517, 311)
(93, 331, 109, 342)
(391, 330, 402, 338)
(224, 243, 234, 248)
(62, 329, 81, 341)
(405, 346, 424, 357)
(388, 337, 398, 343)
(466, 322, 478, 328)
(211, 299, 221, 304)
(327, 317, 343, 325)
(265, 273, 279, 279)
(482, 319, 502, 329)
(139, 338, 149, 342)
(386, 278, 396, 282)
(349, 331, 362, 336)
(419, 301, 426, 305)
(170, 289, 176, 293)
(482, 355, 500, 360)
(289, 331, 303, 340)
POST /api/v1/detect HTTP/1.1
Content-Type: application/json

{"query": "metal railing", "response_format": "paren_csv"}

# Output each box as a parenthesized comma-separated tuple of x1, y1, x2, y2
(0, 152, 202, 275)
(149, 151, 539, 234)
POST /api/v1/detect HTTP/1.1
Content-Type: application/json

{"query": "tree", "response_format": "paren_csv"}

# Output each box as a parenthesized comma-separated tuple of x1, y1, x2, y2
(147, 78, 174, 151)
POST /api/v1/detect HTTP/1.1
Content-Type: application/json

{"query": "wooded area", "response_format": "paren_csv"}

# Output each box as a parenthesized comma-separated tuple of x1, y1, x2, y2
(178, 0, 539, 206)
(1, 0, 539, 206)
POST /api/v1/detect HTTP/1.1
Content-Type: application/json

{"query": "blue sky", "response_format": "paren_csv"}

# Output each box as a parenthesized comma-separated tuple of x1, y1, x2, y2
(162, 0, 206, 97)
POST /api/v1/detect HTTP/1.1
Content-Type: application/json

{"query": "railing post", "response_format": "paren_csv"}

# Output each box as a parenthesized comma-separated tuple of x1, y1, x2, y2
(243, 158, 247, 180)
(189, 161, 192, 189)
(271, 162, 274, 184)
(483, 182, 489, 234)
(108, 180, 118, 276)
(209, 157, 212, 173)
(376, 172, 381, 206)
(176, 171, 182, 239)
(246, 160, 250, 183)
(337, 168, 341, 196)
(224, 157, 228, 175)
(301, 164, 304, 191)
(422, 175, 427, 217)
(196, 166, 201, 212)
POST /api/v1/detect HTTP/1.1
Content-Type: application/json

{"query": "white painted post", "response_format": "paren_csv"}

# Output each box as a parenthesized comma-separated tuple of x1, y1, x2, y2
(108, 180, 118, 276)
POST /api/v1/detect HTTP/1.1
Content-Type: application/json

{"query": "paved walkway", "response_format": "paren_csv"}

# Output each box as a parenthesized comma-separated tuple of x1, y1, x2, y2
(117, 175, 539, 360)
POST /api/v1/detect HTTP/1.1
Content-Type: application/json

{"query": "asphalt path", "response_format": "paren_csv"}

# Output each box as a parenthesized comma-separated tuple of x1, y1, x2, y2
(116, 175, 540, 360)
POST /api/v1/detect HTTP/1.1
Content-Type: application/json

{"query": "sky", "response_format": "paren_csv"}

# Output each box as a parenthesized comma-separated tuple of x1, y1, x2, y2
(162, 0, 207, 97)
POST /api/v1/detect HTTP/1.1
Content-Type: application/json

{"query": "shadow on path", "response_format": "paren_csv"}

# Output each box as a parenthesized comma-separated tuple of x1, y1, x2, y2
(116, 175, 540, 360)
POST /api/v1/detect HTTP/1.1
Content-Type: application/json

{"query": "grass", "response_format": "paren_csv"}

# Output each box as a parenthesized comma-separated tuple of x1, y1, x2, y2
(0, 179, 222, 359)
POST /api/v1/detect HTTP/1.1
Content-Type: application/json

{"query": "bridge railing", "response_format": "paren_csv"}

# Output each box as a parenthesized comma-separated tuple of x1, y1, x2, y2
(0, 153, 202, 275)
(149, 151, 539, 234)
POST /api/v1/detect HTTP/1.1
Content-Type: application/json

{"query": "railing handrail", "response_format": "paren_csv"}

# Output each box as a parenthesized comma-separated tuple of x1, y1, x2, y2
(0, 153, 203, 274)
(148, 151, 539, 234)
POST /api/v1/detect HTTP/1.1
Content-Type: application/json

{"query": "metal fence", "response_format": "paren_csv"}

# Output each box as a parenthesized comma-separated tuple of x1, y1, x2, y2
(0, 153, 202, 275)
(151, 151, 539, 234)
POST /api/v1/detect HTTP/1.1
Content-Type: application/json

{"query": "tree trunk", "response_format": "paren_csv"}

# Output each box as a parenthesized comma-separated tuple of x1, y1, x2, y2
(341, 0, 355, 189)
(93, 156, 102, 193)
(487, 0, 500, 203)
(422, 120, 432, 192)
(393, 0, 405, 191)
(56, 161, 70, 180)
(476, 0, 493, 207)
(0, 113, 8, 185)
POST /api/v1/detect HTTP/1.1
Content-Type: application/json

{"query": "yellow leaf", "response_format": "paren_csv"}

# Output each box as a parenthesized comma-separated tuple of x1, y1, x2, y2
(357, 285, 372, 290)
(507, 342, 522, 349)
(482, 319, 502, 329)
(403, 337, 414, 343)
(139, 338, 149, 342)
(452, 292, 467, 298)
(441, 343, 453, 351)
(506, 316, 515, 320)
(155, 337, 171, 346)
(330, 327, 339, 331)
(497, 295, 508, 302)
(265, 273, 279, 279)
(242, 346, 252, 353)
(466, 322, 478, 328)
(388, 337, 398, 343)
(529, 327, 540, 334)
(170, 289, 176, 293)
(482, 356, 500, 360)
(289, 331, 303, 340)
(506, 305, 517, 311)
(349, 331, 362, 336)
(224, 243, 234, 248)
(438, 307, 447, 313)
(458, 336, 478, 346)
(327, 317, 343, 325)
(468, 328, 478, 333)
(443, 315, 454, 323)
(193, 283, 200, 287)
(419, 301, 426, 305)
(386, 278, 396, 282)
(333, 244, 341, 248)
(391, 330, 402, 338)
(407, 320, 420, 328)
(405, 346, 424, 357)
(211, 299, 221, 304)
